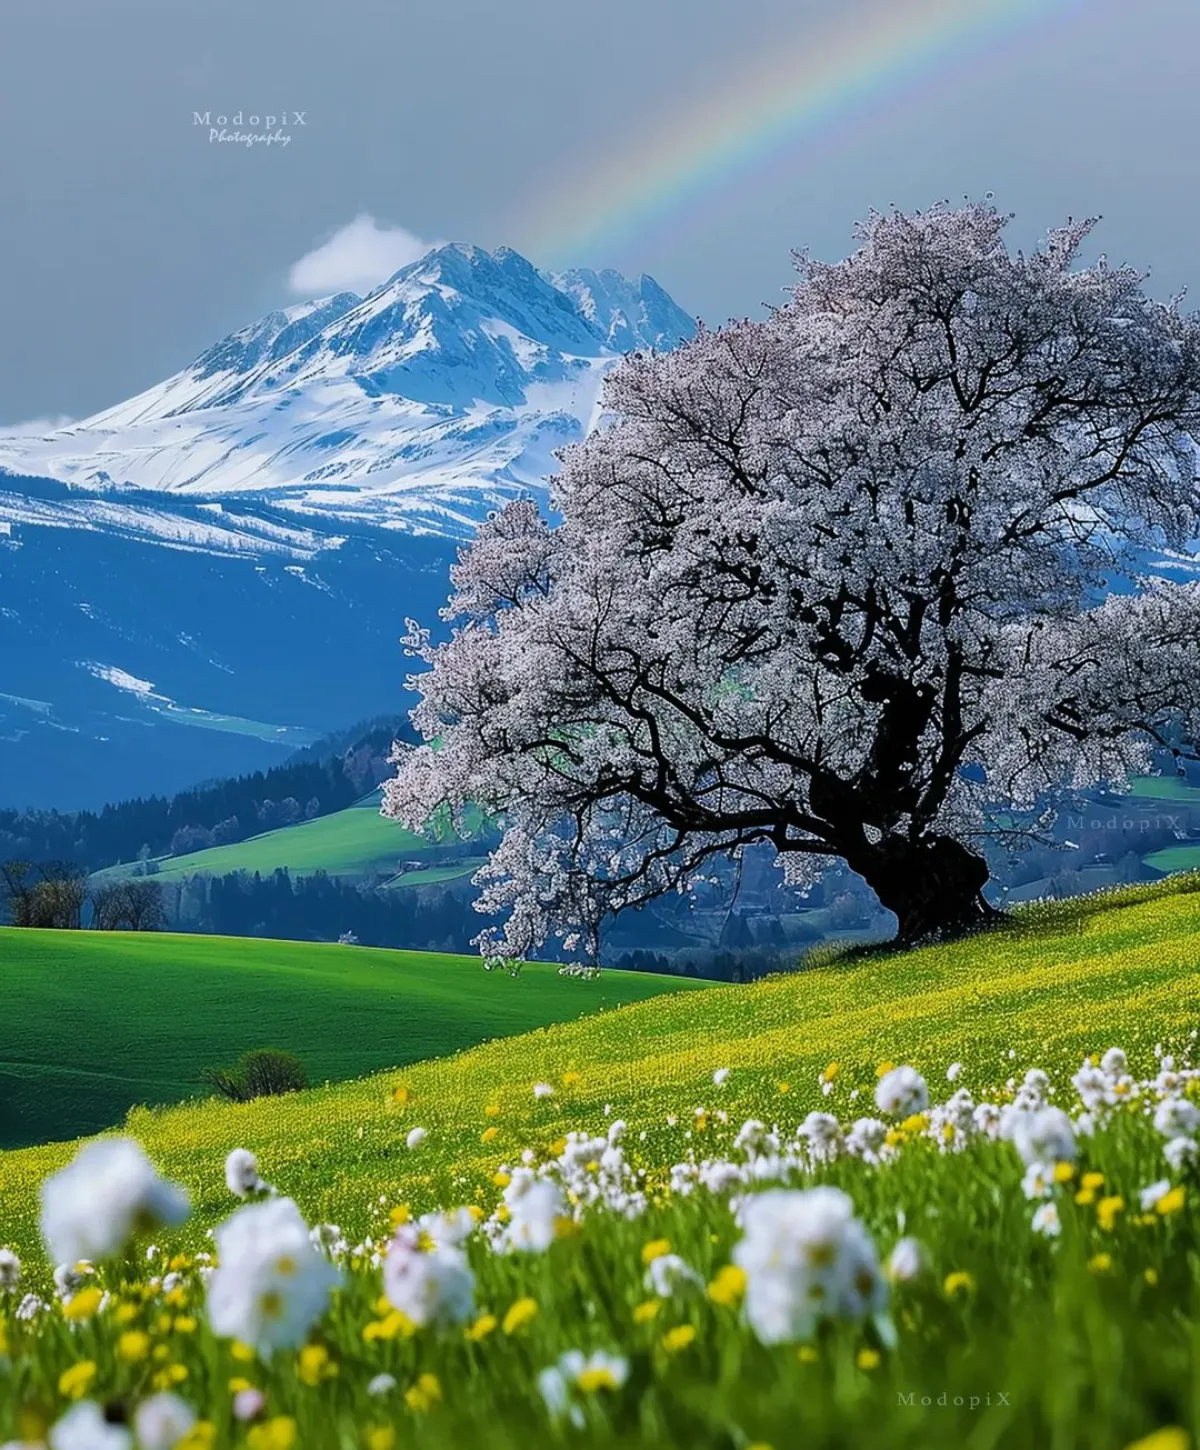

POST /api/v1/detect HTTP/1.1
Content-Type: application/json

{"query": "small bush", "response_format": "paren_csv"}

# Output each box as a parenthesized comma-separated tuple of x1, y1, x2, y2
(201, 1048, 308, 1103)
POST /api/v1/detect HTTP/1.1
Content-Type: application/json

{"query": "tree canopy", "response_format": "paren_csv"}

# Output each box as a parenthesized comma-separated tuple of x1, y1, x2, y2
(385, 203, 1200, 950)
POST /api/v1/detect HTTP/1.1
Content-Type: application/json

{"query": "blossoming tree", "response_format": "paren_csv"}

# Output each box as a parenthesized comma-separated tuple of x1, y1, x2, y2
(385, 203, 1200, 951)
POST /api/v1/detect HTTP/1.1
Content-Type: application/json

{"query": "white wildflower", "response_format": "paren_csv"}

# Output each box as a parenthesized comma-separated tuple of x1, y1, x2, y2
(40, 1140, 188, 1267)
(0, 1249, 19, 1291)
(1139, 1179, 1171, 1212)
(48, 1402, 132, 1450)
(224, 1149, 268, 1199)
(504, 1178, 567, 1253)
(367, 1373, 397, 1397)
(133, 1394, 195, 1450)
(1164, 1136, 1198, 1172)
(886, 1237, 923, 1282)
(1031, 1202, 1062, 1237)
(733, 1187, 887, 1344)
(875, 1066, 928, 1118)
(533, 1082, 555, 1100)
(713, 1068, 730, 1087)
(383, 1227, 474, 1326)
(1154, 1097, 1200, 1140)
(1011, 1107, 1076, 1167)
(644, 1253, 703, 1298)
(207, 1197, 340, 1355)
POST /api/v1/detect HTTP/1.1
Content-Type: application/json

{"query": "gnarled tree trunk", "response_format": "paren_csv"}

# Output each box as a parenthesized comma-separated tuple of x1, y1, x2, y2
(844, 833, 998, 945)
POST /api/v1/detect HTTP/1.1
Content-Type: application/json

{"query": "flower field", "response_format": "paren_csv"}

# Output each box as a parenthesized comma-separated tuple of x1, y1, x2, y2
(3, 878, 1200, 1449)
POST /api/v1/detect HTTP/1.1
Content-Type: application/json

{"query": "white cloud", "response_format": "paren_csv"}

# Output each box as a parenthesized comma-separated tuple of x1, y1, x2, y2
(288, 215, 437, 297)
(2, 414, 73, 437)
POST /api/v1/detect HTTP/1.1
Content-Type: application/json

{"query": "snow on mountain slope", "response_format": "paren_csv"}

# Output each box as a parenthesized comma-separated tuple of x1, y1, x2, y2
(0, 245, 695, 537)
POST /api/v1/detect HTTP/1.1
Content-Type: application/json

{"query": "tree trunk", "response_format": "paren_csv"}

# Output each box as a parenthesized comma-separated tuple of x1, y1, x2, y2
(845, 833, 998, 945)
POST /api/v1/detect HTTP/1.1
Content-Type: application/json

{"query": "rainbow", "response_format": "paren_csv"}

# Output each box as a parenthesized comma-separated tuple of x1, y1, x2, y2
(517, 0, 1090, 268)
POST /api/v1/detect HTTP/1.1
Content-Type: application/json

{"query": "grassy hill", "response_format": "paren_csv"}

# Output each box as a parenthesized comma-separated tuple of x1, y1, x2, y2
(4, 875, 1199, 1253)
(95, 793, 481, 886)
(0, 929, 703, 1149)
(3, 879, 1200, 1448)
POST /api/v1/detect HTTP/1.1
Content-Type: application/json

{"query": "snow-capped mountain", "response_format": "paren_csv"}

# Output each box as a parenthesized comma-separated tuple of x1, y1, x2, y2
(0, 245, 695, 538)
(0, 246, 693, 806)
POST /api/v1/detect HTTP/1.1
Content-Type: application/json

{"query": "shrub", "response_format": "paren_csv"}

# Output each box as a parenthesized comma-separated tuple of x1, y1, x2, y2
(201, 1048, 308, 1103)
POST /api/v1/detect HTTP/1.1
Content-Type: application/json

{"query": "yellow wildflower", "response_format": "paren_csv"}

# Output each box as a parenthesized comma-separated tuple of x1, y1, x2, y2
(706, 1264, 748, 1307)
(389, 1204, 411, 1228)
(1088, 1253, 1113, 1274)
(633, 1300, 661, 1324)
(876, 1061, 896, 1078)
(63, 1287, 103, 1322)
(943, 1272, 974, 1299)
(297, 1343, 337, 1386)
(641, 1238, 671, 1265)
(58, 1361, 96, 1400)
(577, 1362, 623, 1392)
(480, 1126, 499, 1143)
(661, 1324, 696, 1354)
(484, 1103, 501, 1118)
(465, 1313, 498, 1342)
(502, 1297, 539, 1335)
(821, 1061, 840, 1084)
(562, 1070, 582, 1087)
(118, 1330, 151, 1363)
(1097, 1196, 1125, 1232)
(1155, 1186, 1186, 1217)
(362, 1310, 415, 1342)
(857, 1348, 881, 1370)
(1081, 1171, 1105, 1191)
(367, 1430, 397, 1450)
(1121, 1430, 1189, 1450)
(248, 1418, 297, 1450)
(1053, 1162, 1075, 1184)
(405, 1373, 442, 1412)
(797, 1345, 819, 1364)
(492, 1172, 511, 1188)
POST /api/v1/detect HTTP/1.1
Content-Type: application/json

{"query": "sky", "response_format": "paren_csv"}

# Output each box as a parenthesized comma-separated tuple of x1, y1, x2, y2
(2, 0, 1198, 425)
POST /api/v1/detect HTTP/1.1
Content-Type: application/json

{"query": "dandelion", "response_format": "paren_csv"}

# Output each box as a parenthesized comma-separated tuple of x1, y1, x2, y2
(48, 1401, 132, 1450)
(405, 1127, 428, 1150)
(1154, 1185, 1186, 1217)
(480, 1126, 499, 1143)
(1121, 1431, 1189, 1450)
(502, 1296, 539, 1335)
(713, 1068, 731, 1087)
(58, 1361, 97, 1401)
(661, 1324, 696, 1354)
(63, 1286, 104, 1321)
(40, 1139, 189, 1267)
(1088, 1253, 1113, 1274)
(943, 1272, 974, 1298)
(1096, 1196, 1125, 1232)
(733, 1188, 887, 1345)
(366, 1430, 396, 1450)
(382, 1229, 474, 1328)
(633, 1299, 660, 1323)
(296, 1343, 336, 1386)
(207, 1198, 341, 1355)
(642, 1237, 672, 1265)
(857, 1348, 881, 1370)
(118, 1330, 151, 1363)
(134, 1394, 196, 1450)
(707, 1264, 748, 1306)
(533, 1083, 555, 1100)
(246, 1417, 297, 1450)
(465, 1313, 498, 1341)
(875, 1066, 928, 1118)
(404, 1373, 442, 1412)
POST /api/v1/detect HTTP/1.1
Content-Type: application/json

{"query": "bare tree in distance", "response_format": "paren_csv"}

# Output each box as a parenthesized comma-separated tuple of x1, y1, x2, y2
(385, 202, 1200, 954)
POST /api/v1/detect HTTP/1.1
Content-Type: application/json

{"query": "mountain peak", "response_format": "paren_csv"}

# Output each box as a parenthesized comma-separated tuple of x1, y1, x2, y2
(0, 242, 696, 538)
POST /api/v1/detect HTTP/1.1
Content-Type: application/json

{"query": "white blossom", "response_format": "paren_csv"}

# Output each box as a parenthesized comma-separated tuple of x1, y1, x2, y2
(133, 1394, 195, 1450)
(206, 1197, 340, 1354)
(40, 1139, 189, 1267)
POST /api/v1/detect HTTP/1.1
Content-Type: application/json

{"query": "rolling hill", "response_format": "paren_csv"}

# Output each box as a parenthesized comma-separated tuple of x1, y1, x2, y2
(0, 928, 704, 1149)
(93, 791, 470, 886)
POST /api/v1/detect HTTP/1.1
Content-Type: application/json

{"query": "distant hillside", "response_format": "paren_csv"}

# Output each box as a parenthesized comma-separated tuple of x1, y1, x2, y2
(0, 716, 411, 875)
(94, 791, 486, 886)
(0, 927, 705, 1149)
